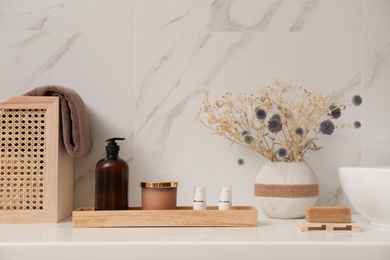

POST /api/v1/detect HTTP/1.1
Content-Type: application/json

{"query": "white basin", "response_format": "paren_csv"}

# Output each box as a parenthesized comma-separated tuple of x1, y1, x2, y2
(339, 167, 390, 228)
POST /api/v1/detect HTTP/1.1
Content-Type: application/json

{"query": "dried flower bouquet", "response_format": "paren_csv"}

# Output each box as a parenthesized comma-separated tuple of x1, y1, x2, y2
(196, 78, 352, 162)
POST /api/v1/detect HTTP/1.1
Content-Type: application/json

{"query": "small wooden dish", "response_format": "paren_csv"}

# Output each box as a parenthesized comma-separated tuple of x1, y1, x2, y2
(297, 220, 360, 232)
(72, 206, 258, 228)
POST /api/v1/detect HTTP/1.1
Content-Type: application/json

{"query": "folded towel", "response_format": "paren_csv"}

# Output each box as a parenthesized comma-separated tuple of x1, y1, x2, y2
(24, 86, 92, 157)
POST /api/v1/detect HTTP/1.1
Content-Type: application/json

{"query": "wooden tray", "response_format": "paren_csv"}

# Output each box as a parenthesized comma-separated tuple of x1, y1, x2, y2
(73, 206, 258, 228)
(297, 220, 360, 232)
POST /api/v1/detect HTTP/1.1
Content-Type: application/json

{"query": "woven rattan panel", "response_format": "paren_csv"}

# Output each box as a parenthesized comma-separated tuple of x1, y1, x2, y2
(0, 109, 47, 211)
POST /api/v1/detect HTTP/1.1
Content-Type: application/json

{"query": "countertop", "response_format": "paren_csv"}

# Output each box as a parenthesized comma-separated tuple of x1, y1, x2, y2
(0, 214, 389, 260)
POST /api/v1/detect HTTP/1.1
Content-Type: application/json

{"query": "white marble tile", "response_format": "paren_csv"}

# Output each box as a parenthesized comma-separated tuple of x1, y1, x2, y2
(0, 32, 135, 208)
(363, 0, 390, 32)
(0, 0, 383, 212)
(134, 32, 361, 208)
(136, 0, 361, 32)
(0, 0, 135, 31)
(361, 33, 390, 166)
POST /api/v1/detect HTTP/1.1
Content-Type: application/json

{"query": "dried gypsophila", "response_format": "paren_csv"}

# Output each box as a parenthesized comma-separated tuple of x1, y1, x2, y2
(196, 78, 351, 162)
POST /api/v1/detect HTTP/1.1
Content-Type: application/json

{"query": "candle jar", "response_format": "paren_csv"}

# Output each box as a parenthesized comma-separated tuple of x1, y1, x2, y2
(140, 182, 178, 210)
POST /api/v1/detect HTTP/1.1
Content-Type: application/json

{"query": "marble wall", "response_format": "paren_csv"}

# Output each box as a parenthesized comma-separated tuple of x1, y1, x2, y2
(0, 0, 389, 212)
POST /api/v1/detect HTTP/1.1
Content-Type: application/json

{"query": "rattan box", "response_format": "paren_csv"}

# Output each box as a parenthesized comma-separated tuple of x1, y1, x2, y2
(0, 96, 74, 223)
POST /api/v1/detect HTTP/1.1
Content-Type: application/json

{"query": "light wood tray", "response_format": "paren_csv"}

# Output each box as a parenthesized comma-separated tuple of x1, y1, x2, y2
(73, 206, 258, 228)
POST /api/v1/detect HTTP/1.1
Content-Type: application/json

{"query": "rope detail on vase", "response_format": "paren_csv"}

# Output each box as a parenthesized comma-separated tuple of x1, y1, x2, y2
(254, 183, 319, 198)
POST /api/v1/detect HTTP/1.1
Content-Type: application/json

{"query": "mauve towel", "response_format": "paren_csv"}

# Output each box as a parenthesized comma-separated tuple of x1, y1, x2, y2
(24, 86, 92, 157)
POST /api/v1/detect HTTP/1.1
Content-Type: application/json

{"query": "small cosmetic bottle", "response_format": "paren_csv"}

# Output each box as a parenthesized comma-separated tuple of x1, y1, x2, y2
(219, 185, 232, 210)
(193, 185, 206, 210)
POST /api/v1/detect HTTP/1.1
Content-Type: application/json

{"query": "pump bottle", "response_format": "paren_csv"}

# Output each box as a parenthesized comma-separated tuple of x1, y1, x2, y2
(193, 185, 206, 210)
(219, 186, 232, 210)
(95, 137, 129, 210)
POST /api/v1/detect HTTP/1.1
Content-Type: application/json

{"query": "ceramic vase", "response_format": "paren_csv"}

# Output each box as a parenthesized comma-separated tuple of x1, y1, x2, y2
(254, 161, 319, 219)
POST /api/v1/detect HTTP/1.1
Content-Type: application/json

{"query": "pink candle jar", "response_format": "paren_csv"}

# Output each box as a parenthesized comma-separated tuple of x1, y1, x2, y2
(140, 182, 178, 210)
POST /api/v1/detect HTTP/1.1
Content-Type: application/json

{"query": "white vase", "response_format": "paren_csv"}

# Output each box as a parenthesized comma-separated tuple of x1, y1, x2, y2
(254, 162, 319, 219)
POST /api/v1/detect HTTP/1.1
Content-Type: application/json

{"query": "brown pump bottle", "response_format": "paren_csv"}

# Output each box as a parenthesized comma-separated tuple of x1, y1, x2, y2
(95, 137, 128, 210)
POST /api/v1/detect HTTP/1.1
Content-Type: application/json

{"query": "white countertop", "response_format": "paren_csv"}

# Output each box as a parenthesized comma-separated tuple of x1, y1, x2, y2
(0, 214, 389, 260)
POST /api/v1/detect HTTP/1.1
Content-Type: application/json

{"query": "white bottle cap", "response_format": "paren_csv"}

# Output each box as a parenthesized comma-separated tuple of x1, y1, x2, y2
(194, 186, 205, 201)
(219, 187, 231, 202)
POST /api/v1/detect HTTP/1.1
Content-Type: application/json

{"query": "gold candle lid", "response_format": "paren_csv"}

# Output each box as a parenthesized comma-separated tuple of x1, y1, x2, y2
(140, 182, 179, 188)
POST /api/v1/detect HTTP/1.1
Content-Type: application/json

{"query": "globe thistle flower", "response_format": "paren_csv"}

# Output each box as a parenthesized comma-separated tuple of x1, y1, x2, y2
(352, 95, 362, 106)
(271, 114, 281, 120)
(295, 127, 304, 136)
(255, 108, 267, 120)
(243, 134, 254, 144)
(267, 114, 283, 133)
(354, 121, 361, 129)
(237, 158, 245, 166)
(276, 148, 288, 158)
(241, 130, 249, 136)
(328, 105, 341, 119)
(319, 119, 335, 135)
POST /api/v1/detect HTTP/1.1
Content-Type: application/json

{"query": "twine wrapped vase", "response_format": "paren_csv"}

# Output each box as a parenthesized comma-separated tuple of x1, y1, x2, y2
(254, 162, 319, 219)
